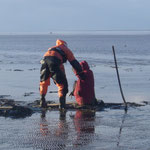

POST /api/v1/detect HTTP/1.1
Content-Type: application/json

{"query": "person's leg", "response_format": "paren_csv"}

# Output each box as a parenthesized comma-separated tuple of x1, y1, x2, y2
(40, 61, 50, 108)
(52, 68, 68, 109)
(57, 80, 68, 109)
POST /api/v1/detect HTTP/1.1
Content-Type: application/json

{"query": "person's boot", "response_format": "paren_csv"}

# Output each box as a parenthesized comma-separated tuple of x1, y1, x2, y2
(40, 94, 47, 108)
(59, 96, 66, 110)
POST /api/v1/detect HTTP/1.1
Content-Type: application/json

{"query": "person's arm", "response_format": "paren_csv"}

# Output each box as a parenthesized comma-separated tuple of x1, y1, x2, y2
(70, 59, 82, 74)
(59, 45, 85, 80)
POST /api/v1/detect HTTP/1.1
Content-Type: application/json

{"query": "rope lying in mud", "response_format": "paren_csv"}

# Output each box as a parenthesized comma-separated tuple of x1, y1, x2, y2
(112, 46, 127, 110)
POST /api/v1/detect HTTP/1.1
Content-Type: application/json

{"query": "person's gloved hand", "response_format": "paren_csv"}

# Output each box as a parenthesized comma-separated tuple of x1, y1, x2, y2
(78, 72, 86, 80)
(77, 91, 81, 96)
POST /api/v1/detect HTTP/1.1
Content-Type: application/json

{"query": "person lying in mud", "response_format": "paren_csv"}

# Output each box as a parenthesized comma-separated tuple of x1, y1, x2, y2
(39, 39, 85, 109)
(70, 61, 97, 106)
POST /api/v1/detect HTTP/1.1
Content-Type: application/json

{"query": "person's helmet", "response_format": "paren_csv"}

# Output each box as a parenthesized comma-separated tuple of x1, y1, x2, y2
(56, 39, 68, 47)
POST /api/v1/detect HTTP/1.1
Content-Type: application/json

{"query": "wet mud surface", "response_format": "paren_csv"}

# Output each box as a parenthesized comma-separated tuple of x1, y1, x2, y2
(1, 96, 149, 149)
(1, 104, 150, 150)
(0, 97, 147, 119)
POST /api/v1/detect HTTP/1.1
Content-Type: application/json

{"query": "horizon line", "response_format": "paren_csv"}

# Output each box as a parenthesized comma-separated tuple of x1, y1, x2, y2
(0, 30, 150, 35)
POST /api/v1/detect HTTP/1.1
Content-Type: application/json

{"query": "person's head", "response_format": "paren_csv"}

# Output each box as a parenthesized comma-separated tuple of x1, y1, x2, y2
(72, 61, 89, 75)
(80, 61, 89, 71)
(56, 39, 68, 47)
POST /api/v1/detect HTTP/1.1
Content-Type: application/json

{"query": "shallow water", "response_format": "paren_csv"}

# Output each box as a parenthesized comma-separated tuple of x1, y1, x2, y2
(1, 106, 150, 150)
(0, 33, 150, 149)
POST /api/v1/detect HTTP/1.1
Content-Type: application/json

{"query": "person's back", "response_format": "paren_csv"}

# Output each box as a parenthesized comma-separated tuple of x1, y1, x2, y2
(73, 61, 96, 106)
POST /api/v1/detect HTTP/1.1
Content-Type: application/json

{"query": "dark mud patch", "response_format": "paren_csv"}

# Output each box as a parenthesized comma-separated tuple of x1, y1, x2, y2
(0, 105, 33, 118)
(0, 98, 148, 119)
(0, 99, 15, 106)
(0, 95, 11, 99)
(141, 101, 150, 105)
(104, 102, 145, 109)
(27, 100, 55, 108)
(23, 92, 34, 97)
(13, 69, 24, 71)
(0, 98, 32, 118)
(6, 69, 24, 71)
(28, 68, 38, 71)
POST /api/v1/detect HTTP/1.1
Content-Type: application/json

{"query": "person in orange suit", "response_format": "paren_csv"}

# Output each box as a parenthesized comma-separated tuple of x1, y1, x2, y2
(39, 39, 84, 109)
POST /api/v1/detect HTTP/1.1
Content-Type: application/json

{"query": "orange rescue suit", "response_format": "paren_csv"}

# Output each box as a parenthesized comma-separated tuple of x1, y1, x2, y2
(40, 39, 82, 98)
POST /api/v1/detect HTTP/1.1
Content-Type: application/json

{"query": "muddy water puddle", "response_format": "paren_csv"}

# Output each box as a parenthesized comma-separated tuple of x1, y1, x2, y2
(0, 105, 150, 150)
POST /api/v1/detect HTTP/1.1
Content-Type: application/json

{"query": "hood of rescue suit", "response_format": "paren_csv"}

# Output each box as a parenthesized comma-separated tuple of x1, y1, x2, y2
(80, 61, 89, 71)
(56, 39, 68, 47)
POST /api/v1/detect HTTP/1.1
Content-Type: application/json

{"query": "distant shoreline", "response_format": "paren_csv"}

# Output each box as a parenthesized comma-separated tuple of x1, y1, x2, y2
(0, 30, 150, 36)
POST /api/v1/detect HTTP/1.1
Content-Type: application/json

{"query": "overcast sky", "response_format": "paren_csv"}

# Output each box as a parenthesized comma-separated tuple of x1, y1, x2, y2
(0, 0, 150, 33)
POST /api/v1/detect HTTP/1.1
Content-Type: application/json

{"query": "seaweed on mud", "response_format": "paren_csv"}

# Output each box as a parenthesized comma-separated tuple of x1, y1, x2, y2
(104, 102, 145, 110)
(3, 106, 33, 118)
(0, 98, 148, 119)
(0, 98, 15, 106)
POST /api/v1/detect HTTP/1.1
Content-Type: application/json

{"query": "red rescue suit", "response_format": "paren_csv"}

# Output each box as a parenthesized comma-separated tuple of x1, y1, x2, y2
(73, 61, 95, 105)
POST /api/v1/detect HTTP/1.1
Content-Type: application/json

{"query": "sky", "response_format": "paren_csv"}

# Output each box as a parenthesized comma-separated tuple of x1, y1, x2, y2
(0, 0, 150, 33)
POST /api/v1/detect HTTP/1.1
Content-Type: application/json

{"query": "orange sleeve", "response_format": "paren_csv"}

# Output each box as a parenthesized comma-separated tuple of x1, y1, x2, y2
(59, 45, 75, 62)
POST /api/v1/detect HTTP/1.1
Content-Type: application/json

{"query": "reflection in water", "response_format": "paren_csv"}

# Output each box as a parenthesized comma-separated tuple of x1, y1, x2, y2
(38, 110, 96, 150)
(17, 110, 96, 150)
(39, 110, 68, 150)
(73, 110, 96, 148)
(40, 110, 50, 136)
(117, 109, 128, 147)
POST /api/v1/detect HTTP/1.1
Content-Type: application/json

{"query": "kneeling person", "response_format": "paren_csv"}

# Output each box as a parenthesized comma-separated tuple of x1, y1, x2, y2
(71, 61, 97, 106)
